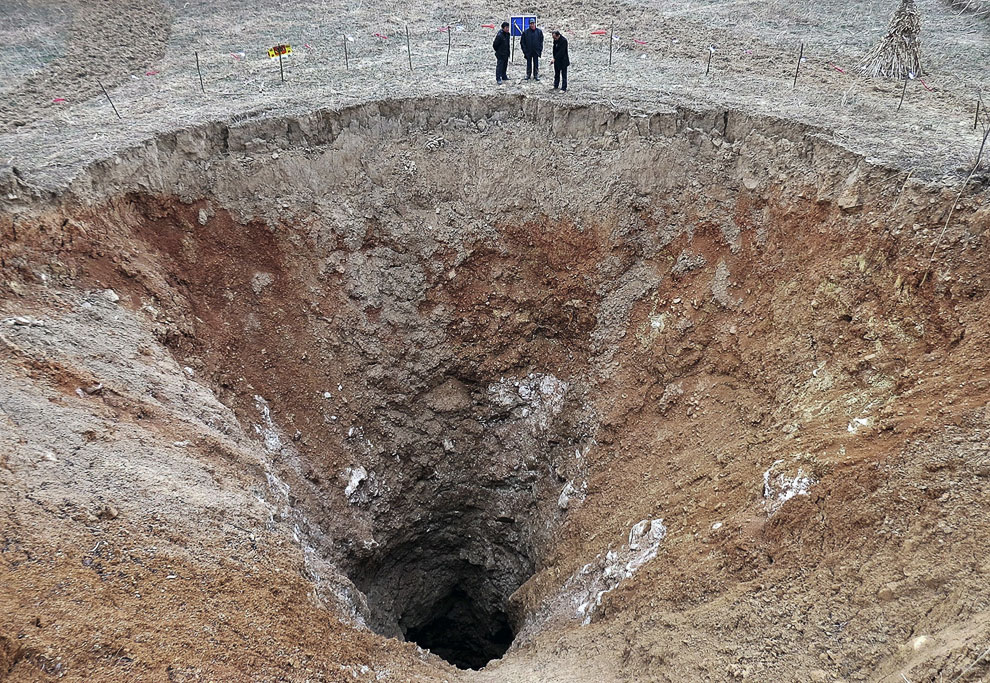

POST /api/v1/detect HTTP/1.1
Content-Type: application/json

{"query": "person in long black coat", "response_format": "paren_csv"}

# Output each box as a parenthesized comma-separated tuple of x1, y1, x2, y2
(551, 30, 570, 91)
(520, 19, 544, 80)
(493, 22, 510, 84)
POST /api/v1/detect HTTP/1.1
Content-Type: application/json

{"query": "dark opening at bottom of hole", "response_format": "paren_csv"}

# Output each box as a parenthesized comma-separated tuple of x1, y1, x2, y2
(403, 587, 514, 670)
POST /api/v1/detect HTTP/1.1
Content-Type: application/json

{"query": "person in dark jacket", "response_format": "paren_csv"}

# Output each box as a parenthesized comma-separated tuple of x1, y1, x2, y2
(520, 19, 544, 80)
(551, 30, 569, 91)
(493, 22, 510, 84)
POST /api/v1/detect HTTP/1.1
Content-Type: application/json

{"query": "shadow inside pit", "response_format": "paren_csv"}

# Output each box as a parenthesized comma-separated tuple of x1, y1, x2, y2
(402, 587, 514, 670)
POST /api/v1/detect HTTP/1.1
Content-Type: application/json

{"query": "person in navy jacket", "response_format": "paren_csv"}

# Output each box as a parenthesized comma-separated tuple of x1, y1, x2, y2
(520, 19, 544, 80)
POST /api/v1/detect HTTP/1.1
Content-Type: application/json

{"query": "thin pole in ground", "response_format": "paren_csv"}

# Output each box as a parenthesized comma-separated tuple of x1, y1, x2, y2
(343, 35, 349, 69)
(98, 80, 121, 119)
(608, 24, 614, 67)
(919, 123, 989, 287)
(705, 45, 714, 76)
(898, 75, 909, 110)
(976, 97, 982, 131)
(195, 50, 205, 93)
(446, 26, 452, 66)
(793, 42, 804, 87)
(406, 25, 413, 72)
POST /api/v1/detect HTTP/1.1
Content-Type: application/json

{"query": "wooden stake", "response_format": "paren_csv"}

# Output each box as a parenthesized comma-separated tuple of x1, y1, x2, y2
(195, 51, 205, 93)
(793, 42, 804, 87)
(343, 35, 349, 69)
(608, 24, 614, 67)
(898, 76, 908, 110)
(446, 26, 451, 66)
(406, 25, 412, 72)
(98, 80, 121, 120)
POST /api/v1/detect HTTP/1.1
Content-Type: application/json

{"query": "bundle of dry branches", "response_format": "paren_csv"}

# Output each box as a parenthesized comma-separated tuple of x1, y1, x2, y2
(860, 0, 923, 79)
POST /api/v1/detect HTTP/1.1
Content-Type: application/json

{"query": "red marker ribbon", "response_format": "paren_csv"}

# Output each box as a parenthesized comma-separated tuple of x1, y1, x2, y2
(591, 29, 607, 35)
(482, 23, 495, 28)
(373, 32, 388, 40)
(919, 78, 933, 92)
(53, 97, 67, 103)
(830, 64, 846, 74)
(633, 39, 647, 45)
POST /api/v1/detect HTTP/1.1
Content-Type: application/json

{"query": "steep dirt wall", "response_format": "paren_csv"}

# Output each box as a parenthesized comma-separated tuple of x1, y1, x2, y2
(2, 97, 990, 681)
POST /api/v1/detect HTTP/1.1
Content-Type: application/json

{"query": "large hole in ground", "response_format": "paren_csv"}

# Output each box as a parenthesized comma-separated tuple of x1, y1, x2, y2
(403, 588, 514, 670)
(340, 371, 587, 669)
(4, 96, 981, 675)
(352, 515, 531, 669)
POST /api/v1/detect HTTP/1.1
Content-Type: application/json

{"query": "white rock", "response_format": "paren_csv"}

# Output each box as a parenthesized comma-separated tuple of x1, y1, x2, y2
(344, 466, 368, 499)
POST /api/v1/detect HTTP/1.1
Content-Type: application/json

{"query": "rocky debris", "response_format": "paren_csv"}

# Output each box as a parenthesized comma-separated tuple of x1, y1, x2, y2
(762, 459, 816, 515)
(4, 315, 46, 327)
(672, 250, 707, 276)
(343, 466, 368, 500)
(251, 272, 275, 295)
(711, 260, 742, 309)
(569, 519, 668, 625)
(97, 504, 119, 520)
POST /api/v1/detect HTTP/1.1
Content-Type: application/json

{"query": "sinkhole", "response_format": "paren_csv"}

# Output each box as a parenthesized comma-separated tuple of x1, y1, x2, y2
(339, 373, 577, 670)
(4, 93, 958, 676)
(343, 520, 535, 671)
(348, 511, 541, 669)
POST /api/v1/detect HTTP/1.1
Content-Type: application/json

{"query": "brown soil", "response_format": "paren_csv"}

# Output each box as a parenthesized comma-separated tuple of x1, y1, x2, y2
(2, 96, 990, 683)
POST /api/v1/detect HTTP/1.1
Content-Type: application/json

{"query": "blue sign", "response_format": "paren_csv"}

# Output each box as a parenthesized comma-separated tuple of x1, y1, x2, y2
(510, 15, 537, 37)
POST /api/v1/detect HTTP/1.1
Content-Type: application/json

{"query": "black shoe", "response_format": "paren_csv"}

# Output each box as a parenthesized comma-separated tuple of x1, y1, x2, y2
(496, 80, 503, 85)
(524, 76, 531, 80)
(534, 76, 540, 81)
(561, 88, 567, 92)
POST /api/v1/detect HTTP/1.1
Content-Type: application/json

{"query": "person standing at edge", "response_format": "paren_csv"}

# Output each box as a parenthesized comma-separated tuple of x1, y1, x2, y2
(520, 18, 544, 80)
(551, 30, 569, 91)
(493, 22, 510, 84)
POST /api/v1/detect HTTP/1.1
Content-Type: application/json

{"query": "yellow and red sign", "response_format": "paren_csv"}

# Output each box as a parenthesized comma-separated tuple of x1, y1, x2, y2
(267, 44, 292, 59)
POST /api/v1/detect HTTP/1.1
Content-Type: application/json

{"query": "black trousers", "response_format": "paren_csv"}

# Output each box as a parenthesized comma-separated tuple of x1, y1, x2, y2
(554, 65, 568, 90)
(495, 56, 508, 82)
(526, 55, 540, 78)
